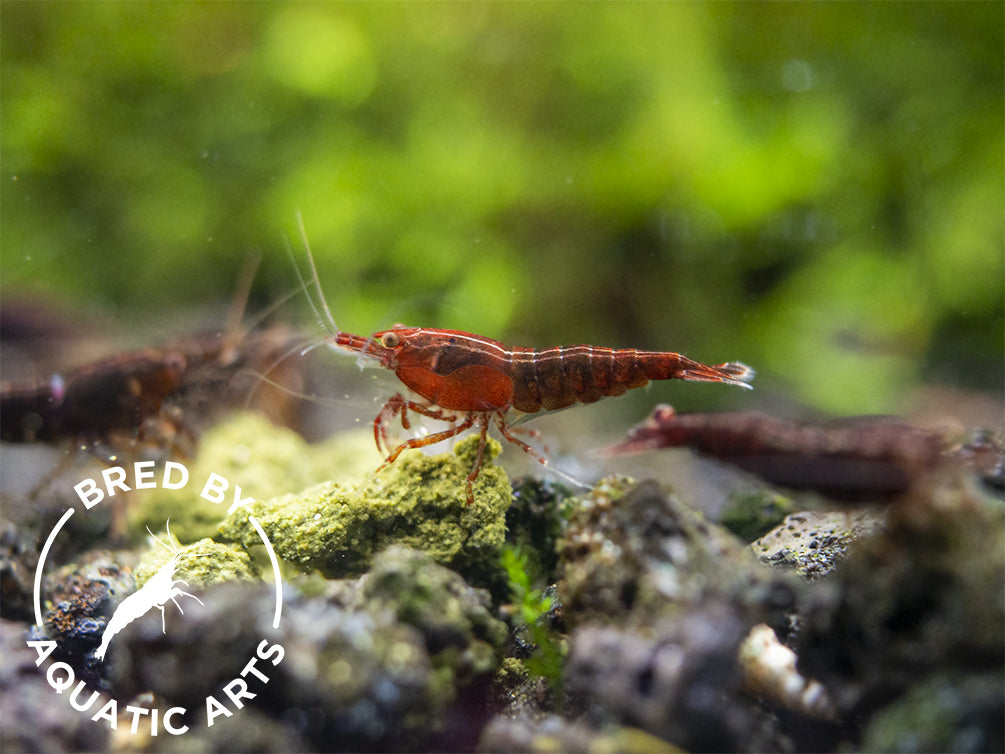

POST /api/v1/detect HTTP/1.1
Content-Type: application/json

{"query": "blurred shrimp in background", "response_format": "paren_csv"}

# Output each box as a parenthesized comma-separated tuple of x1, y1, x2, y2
(2, 3, 1000, 434)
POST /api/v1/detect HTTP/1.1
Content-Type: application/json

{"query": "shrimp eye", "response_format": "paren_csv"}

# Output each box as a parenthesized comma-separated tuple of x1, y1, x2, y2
(380, 331, 401, 349)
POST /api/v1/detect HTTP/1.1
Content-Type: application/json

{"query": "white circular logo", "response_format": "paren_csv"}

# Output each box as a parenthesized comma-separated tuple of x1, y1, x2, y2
(28, 460, 285, 738)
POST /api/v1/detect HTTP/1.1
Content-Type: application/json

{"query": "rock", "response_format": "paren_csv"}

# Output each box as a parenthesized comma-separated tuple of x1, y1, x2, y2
(565, 604, 765, 752)
(479, 714, 682, 753)
(36, 550, 138, 683)
(105, 547, 508, 752)
(0, 618, 109, 753)
(796, 470, 1005, 743)
(506, 476, 573, 583)
(217, 434, 511, 587)
(554, 477, 799, 751)
(0, 520, 40, 622)
(861, 673, 1003, 753)
(356, 546, 508, 682)
(557, 477, 796, 630)
(752, 509, 886, 580)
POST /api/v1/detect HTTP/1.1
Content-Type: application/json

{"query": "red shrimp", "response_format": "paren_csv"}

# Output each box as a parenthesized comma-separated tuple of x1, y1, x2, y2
(0, 327, 302, 455)
(295, 221, 754, 503)
(607, 405, 1002, 500)
(1, 253, 305, 459)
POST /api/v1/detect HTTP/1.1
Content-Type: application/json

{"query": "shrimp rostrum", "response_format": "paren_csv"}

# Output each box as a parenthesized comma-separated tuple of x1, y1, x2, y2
(297, 229, 754, 503)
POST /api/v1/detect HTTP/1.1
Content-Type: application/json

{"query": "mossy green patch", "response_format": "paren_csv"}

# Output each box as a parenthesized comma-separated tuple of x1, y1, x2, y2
(360, 546, 508, 678)
(128, 412, 382, 542)
(134, 535, 257, 588)
(719, 489, 798, 542)
(217, 434, 511, 585)
(501, 545, 565, 705)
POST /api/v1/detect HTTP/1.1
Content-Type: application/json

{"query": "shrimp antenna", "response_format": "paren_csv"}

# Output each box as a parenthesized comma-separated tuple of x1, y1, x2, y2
(146, 520, 179, 556)
(240, 333, 381, 414)
(537, 455, 590, 491)
(240, 367, 377, 414)
(240, 332, 327, 411)
(298, 334, 333, 357)
(224, 252, 262, 343)
(286, 212, 340, 338)
(219, 249, 318, 362)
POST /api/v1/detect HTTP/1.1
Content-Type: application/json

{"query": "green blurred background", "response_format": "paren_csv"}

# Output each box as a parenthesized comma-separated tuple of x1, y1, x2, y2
(2, 2, 1002, 419)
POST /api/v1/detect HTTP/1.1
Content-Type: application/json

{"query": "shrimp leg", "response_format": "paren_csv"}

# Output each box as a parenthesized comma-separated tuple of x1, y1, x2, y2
(375, 393, 459, 455)
(376, 413, 475, 470)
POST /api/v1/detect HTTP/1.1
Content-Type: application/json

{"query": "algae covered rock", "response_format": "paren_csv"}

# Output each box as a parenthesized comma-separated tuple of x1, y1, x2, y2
(557, 476, 794, 629)
(796, 470, 1004, 748)
(132, 536, 258, 588)
(752, 509, 886, 580)
(128, 412, 382, 542)
(550, 476, 800, 751)
(218, 434, 511, 585)
(357, 546, 507, 681)
(107, 549, 507, 752)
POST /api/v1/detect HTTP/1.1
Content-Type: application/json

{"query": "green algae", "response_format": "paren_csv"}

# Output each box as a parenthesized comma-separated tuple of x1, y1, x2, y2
(719, 488, 798, 542)
(128, 412, 383, 542)
(359, 546, 508, 678)
(133, 536, 257, 588)
(217, 433, 512, 584)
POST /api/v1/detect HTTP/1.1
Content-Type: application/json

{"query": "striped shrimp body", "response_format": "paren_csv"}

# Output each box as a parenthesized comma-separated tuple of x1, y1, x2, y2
(331, 327, 753, 503)
(294, 217, 753, 504)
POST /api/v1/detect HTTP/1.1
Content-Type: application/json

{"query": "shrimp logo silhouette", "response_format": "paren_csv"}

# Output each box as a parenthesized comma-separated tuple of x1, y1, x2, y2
(94, 522, 205, 662)
(27, 461, 286, 738)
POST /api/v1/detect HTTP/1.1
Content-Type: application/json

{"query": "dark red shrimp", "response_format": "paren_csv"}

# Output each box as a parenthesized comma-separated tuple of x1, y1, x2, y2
(1, 347, 189, 446)
(295, 220, 754, 504)
(2, 252, 306, 460)
(607, 405, 953, 499)
(1, 327, 304, 459)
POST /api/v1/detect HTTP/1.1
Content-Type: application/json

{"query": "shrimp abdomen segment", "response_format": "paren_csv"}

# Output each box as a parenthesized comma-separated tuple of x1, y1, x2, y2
(509, 346, 635, 412)
(391, 334, 755, 414)
(508, 347, 753, 413)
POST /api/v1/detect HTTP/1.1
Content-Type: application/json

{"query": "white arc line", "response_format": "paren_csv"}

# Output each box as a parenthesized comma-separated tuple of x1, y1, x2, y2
(34, 508, 76, 627)
(249, 515, 282, 629)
